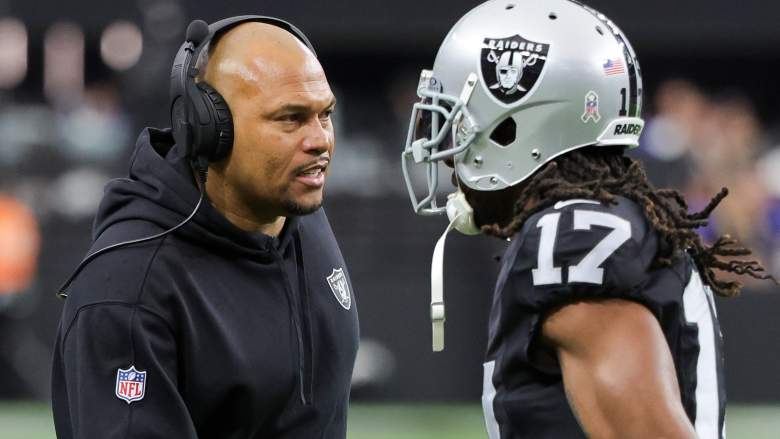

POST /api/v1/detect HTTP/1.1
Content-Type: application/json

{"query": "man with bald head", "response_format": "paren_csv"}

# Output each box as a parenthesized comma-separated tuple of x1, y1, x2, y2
(52, 18, 358, 439)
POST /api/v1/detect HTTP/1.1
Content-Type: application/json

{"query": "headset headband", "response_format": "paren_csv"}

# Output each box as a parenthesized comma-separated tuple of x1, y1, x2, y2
(203, 15, 316, 58)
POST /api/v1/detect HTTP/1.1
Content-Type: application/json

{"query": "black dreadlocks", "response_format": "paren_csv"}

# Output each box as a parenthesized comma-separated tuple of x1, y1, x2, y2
(480, 148, 776, 297)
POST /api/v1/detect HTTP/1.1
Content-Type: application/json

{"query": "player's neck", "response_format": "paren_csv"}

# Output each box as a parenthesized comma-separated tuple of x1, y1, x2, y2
(465, 183, 528, 228)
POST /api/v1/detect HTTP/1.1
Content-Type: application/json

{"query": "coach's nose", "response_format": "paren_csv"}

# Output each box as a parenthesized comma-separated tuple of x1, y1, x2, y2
(301, 117, 333, 156)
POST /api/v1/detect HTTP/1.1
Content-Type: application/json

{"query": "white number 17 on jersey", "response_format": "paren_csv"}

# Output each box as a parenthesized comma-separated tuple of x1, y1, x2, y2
(531, 210, 632, 286)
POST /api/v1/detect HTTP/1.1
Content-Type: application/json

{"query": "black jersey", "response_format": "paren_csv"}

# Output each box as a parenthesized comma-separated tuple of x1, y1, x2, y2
(482, 197, 726, 439)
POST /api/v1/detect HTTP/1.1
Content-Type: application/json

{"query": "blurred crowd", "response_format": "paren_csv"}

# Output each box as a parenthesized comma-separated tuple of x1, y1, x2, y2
(0, 81, 131, 399)
(636, 79, 780, 285)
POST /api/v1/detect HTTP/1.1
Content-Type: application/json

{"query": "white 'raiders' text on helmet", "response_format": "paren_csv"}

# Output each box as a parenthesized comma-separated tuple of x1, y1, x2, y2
(401, 0, 644, 216)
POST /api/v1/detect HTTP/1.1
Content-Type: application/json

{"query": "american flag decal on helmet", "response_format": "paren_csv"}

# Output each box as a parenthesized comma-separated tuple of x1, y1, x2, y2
(602, 58, 625, 76)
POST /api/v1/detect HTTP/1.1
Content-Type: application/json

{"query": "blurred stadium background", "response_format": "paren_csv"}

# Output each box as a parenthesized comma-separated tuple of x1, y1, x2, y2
(0, 0, 779, 437)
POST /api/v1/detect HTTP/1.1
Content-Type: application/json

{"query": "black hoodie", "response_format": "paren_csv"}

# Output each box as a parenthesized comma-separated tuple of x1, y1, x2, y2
(52, 128, 359, 439)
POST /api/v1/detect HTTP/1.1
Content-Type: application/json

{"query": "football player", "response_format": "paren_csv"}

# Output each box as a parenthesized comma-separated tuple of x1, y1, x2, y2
(401, 1, 776, 438)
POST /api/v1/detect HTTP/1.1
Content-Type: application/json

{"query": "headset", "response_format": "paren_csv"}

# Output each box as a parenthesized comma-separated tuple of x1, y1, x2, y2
(170, 15, 317, 165)
(57, 16, 316, 298)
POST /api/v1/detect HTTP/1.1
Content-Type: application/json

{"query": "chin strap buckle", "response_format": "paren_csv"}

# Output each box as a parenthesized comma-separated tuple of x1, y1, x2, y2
(446, 190, 480, 235)
(431, 301, 446, 352)
(430, 215, 456, 352)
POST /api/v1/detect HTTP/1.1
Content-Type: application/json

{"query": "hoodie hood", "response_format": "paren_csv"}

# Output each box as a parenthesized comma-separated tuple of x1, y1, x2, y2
(93, 127, 298, 257)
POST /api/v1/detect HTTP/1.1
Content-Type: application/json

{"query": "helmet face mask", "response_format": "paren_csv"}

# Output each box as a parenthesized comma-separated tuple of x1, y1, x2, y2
(402, 0, 646, 217)
(402, 70, 480, 215)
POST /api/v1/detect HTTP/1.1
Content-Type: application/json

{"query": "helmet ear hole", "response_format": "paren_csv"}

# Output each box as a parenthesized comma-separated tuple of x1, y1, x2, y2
(489, 117, 517, 147)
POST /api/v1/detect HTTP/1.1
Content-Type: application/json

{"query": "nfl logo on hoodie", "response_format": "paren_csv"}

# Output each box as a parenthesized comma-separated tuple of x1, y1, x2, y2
(115, 366, 147, 403)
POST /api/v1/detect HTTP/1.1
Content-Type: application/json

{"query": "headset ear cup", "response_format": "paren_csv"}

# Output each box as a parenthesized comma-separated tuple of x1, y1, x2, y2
(196, 82, 234, 162)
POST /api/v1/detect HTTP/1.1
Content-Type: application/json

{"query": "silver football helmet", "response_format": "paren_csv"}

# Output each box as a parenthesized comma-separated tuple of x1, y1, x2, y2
(402, 0, 645, 217)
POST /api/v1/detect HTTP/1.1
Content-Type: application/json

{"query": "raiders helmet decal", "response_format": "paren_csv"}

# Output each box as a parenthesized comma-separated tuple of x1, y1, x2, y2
(480, 35, 549, 105)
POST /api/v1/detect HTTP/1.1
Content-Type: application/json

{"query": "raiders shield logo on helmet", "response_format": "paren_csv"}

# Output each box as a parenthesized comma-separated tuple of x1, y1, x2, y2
(480, 35, 549, 105)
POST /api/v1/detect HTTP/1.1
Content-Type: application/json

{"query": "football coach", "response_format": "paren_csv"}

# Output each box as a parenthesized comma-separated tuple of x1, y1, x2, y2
(51, 16, 359, 439)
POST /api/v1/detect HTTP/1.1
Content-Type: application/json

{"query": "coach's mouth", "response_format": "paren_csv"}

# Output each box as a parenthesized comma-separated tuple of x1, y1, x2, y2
(295, 159, 330, 188)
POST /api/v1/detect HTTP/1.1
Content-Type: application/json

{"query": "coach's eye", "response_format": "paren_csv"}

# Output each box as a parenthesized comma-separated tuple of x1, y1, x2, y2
(320, 108, 334, 120)
(280, 113, 301, 122)
(277, 112, 310, 128)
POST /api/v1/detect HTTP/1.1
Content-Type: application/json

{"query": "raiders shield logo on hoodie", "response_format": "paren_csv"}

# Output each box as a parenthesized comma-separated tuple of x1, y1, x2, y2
(326, 268, 351, 310)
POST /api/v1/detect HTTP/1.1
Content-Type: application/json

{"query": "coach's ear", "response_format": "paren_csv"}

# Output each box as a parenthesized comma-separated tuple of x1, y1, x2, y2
(541, 298, 698, 439)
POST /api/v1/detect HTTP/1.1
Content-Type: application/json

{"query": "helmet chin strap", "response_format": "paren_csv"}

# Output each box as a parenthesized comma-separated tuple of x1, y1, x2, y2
(429, 185, 480, 352)
(447, 174, 480, 235)
(446, 190, 480, 236)
(430, 210, 459, 352)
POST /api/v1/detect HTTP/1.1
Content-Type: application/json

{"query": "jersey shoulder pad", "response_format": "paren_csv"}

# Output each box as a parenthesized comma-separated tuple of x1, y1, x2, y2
(510, 197, 658, 304)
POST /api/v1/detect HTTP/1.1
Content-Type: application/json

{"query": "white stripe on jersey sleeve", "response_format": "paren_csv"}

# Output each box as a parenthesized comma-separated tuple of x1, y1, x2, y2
(554, 199, 601, 209)
(482, 361, 501, 439)
(683, 269, 721, 439)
